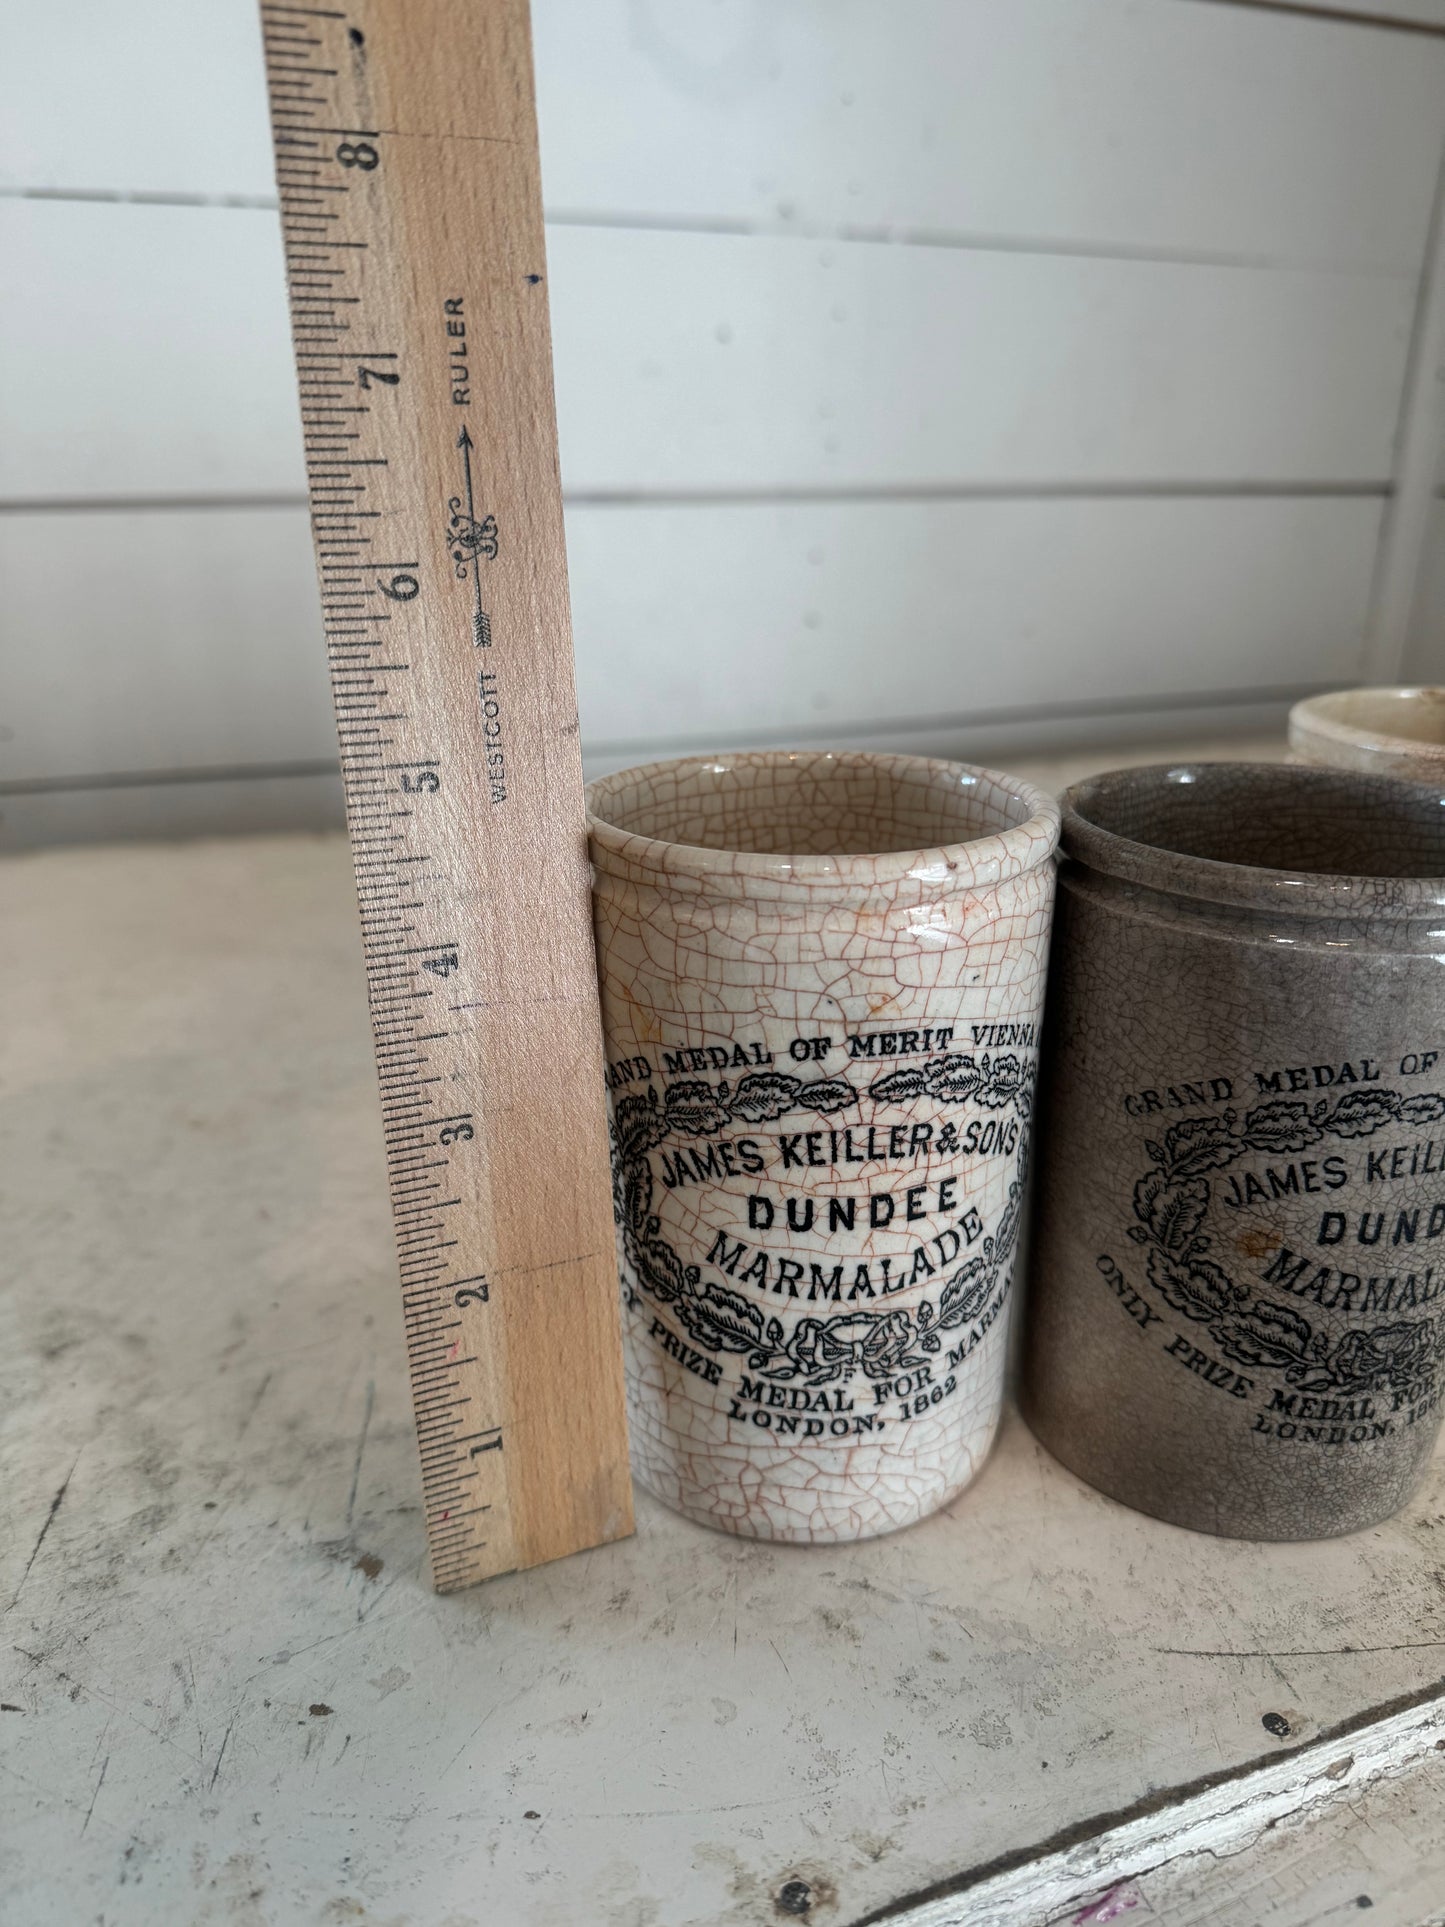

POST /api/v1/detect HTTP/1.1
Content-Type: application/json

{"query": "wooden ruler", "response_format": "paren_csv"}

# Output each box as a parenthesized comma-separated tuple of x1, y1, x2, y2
(257, 0, 632, 1590)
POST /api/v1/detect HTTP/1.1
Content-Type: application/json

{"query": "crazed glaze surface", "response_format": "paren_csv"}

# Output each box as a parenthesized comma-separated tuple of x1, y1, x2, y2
(587, 751, 1059, 1542)
(1023, 762, 1445, 1541)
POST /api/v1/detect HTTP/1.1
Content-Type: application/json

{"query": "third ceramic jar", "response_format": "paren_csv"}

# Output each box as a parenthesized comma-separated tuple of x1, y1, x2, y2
(1022, 761, 1445, 1540)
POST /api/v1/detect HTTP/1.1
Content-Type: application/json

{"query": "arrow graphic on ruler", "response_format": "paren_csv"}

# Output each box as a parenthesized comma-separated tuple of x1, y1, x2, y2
(455, 426, 495, 650)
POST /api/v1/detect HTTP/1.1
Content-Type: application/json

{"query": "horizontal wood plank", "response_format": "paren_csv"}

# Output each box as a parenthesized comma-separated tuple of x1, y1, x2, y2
(0, 201, 302, 499)
(0, 200, 1416, 501)
(532, 0, 1445, 272)
(0, 506, 333, 784)
(0, 0, 276, 201)
(0, 497, 1380, 794)
(547, 228, 1414, 492)
(567, 495, 1380, 745)
(3, 1, 1442, 276)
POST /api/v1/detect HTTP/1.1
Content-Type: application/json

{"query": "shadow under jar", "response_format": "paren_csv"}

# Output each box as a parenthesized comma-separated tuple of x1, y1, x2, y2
(1022, 762, 1445, 1541)
(587, 750, 1059, 1543)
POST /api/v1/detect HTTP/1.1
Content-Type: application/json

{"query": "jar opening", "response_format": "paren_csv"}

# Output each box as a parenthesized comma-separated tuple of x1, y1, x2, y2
(1063, 763, 1445, 913)
(587, 750, 1060, 898)
(1296, 686, 1445, 752)
(589, 750, 1032, 858)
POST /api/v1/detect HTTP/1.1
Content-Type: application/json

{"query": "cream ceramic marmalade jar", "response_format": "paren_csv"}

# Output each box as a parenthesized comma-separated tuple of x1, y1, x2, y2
(587, 750, 1059, 1543)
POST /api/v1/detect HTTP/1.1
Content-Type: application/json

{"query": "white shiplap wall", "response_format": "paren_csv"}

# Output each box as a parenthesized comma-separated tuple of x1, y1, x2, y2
(2, 0, 1445, 844)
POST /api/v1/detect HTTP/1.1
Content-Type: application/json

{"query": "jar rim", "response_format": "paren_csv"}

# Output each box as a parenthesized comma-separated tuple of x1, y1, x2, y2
(1289, 686, 1445, 761)
(1062, 761, 1445, 915)
(587, 749, 1060, 896)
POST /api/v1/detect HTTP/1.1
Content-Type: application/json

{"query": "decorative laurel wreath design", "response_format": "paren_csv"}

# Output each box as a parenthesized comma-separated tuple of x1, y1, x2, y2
(609, 1054, 1032, 1387)
(1127, 1088, 1445, 1396)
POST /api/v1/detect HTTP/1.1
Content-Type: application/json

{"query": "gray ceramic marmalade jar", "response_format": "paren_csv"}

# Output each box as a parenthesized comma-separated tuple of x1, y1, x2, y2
(1021, 762, 1445, 1540)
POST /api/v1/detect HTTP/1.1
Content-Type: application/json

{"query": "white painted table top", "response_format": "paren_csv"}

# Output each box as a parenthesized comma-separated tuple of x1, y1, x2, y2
(4, 761, 1445, 1926)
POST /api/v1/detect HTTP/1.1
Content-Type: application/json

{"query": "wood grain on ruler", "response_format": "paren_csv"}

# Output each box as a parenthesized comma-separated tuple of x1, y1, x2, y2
(259, 0, 632, 1589)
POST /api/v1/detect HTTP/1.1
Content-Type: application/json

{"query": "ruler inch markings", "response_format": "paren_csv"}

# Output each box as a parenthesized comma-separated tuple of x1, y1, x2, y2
(260, 0, 631, 1593)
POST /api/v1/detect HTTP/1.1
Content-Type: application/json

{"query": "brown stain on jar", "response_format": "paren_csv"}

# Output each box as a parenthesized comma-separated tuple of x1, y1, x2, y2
(1236, 1225, 1282, 1261)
